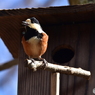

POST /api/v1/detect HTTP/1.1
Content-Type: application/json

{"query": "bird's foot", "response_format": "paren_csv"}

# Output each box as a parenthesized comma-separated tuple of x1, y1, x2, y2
(26, 58, 35, 67)
(43, 58, 48, 66)
(28, 58, 37, 71)
(38, 58, 48, 69)
(29, 58, 35, 63)
(24, 58, 35, 67)
(33, 58, 48, 68)
(27, 58, 48, 69)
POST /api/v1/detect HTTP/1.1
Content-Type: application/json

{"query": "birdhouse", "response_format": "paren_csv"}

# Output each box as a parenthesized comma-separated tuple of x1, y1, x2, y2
(0, 4, 95, 95)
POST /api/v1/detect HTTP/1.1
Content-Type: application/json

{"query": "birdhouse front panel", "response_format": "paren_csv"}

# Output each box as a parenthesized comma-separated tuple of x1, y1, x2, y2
(18, 22, 95, 95)
(16, 4, 95, 95)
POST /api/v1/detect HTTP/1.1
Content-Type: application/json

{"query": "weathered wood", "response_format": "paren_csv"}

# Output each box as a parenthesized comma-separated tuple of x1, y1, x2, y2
(59, 23, 95, 95)
(26, 59, 91, 80)
(18, 43, 51, 95)
(18, 22, 95, 95)
(17, 5, 95, 95)
(86, 23, 95, 95)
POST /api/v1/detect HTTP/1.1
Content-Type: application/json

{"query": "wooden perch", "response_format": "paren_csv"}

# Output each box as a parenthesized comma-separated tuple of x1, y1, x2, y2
(26, 59, 91, 80)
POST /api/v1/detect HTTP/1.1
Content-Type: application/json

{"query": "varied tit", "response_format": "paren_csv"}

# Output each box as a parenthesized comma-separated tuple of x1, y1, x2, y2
(22, 17, 49, 65)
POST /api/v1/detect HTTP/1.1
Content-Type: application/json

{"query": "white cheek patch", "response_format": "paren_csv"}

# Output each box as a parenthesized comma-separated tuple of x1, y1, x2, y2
(26, 19, 31, 22)
(28, 23, 45, 33)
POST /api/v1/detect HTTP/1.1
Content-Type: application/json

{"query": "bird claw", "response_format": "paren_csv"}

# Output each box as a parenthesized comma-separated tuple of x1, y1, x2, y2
(32, 58, 48, 67)
(29, 58, 35, 63)
(27, 58, 48, 70)
(27, 58, 37, 71)
(26, 58, 35, 68)
(41, 58, 48, 69)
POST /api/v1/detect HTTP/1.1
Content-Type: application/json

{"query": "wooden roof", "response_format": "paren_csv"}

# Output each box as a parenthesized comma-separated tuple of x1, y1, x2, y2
(0, 4, 95, 58)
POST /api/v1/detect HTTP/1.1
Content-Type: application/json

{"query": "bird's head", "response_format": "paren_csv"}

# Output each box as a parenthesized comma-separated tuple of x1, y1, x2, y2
(22, 17, 44, 33)
(22, 17, 40, 25)
(22, 17, 42, 30)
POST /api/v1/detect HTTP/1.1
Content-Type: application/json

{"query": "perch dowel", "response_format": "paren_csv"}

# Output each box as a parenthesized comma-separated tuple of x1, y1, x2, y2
(26, 59, 91, 80)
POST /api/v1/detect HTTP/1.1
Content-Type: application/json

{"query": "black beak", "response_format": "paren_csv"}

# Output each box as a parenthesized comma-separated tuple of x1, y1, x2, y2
(22, 21, 29, 26)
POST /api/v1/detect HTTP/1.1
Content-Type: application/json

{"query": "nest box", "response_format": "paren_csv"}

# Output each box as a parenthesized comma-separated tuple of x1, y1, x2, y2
(0, 4, 95, 95)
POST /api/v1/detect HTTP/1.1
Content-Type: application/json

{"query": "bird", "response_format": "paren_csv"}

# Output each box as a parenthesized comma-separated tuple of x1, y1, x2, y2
(21, 17, 49, 66)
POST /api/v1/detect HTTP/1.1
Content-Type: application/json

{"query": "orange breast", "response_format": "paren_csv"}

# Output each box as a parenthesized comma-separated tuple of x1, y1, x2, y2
(39, 33, 49, 56)
(21, 33, 48, 58)
(22, 36, 34, 57)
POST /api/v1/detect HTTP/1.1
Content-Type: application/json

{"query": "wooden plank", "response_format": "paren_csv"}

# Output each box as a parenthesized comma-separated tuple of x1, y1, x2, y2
(18, 21, 95, 95)
(59, 23, 92, 95)
(0, 4, 95, 24)
(87, 23, 95, 95)
(73, 23, 91, 95)
(60, 24, 71, 95)
(44, 25, 61, 95)
(18, 42, 51, 95)
(66, 23, 79, 95)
